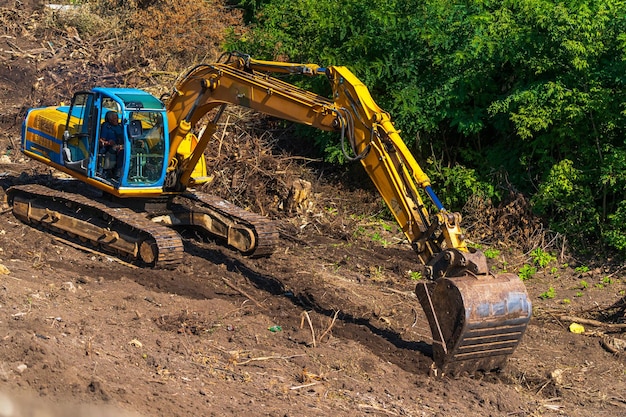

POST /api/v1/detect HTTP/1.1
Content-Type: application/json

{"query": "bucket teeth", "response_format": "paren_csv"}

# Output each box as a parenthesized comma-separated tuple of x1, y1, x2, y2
(415, 273, 531, 375)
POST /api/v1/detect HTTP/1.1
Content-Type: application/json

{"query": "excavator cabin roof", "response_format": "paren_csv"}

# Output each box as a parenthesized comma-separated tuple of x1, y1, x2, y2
(91, 87, 165, 111)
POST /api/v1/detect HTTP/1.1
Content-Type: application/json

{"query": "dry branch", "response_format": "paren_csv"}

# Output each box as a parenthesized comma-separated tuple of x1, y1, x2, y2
(235, 355, 282, 365)
(357, 404, 400, 416)
(600, 336, 624, 355)
(289, 382, 320, 390)
(235, 353, 306, 366)
(384, 287, 416, 299)
(221, 277, 266, 310)
(560, 315, 626, 330)
(300, 310, 316, 348)
(318, 310, 340, 343)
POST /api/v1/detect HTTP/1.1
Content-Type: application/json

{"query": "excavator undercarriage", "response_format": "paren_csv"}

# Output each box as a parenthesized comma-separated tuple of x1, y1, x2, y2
(6, 183, 278, 268)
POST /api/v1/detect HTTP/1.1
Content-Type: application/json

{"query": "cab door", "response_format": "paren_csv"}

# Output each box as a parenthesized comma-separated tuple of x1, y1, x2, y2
(62, 92, 97, 175)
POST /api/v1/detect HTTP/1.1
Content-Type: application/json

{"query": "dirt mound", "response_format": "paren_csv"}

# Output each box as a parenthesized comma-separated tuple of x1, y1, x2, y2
(0, 1, 624, 417)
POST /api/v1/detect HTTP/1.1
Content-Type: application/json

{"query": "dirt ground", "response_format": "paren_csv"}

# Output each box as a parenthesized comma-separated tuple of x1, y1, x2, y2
(0, 1, 624, 416)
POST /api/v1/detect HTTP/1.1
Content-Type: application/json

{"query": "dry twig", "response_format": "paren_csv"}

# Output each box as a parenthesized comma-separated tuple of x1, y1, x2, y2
(289, 382, 319, 390)
(221, 277, 266, 310)
(357, 404, 400, 416)
(235, 355, 282, 365)
(560, 315, 626, 330)
(318, 310, 340, 343)
(300, 310, 317, 348)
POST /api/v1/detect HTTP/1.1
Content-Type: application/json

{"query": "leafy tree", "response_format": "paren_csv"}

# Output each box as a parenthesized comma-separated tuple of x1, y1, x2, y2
(230, 0, 626, 252)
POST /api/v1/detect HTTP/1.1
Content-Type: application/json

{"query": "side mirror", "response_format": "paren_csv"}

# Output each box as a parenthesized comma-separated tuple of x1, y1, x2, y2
(128, 120, 143, 139)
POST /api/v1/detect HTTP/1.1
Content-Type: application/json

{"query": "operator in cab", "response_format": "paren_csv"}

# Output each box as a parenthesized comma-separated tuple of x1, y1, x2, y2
(100, 111, 124, 178)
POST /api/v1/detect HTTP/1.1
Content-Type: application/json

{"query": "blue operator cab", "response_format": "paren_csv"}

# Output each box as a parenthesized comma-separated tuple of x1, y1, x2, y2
(22, 88, 170, 197)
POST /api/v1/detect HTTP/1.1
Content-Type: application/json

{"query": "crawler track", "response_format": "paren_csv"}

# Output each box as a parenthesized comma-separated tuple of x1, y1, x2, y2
(7, 184, 184, 268)
(185, 191, 278, 257)
(6, 184, 279, 268)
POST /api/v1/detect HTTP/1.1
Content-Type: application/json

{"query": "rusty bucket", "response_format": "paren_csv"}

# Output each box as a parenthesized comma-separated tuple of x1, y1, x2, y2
(415, 273, 531, 375)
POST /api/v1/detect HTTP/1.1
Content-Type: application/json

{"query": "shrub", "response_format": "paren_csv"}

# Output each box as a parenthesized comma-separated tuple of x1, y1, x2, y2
(518, 264, 537, 281)
(483, 248, 501, 259)
(530, 247, 556, 268)
(532, 160, 600, 246)
(604, 200, 626, 251)
(539, 287, 556, 300)
(425, 162, 497, 212)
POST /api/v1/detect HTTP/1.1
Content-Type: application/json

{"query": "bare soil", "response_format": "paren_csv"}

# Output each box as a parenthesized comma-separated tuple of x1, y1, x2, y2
(0, 1, 624, 416)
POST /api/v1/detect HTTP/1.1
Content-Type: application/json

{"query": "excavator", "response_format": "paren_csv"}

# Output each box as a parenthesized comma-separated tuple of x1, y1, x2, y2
(12, 52, 531, 375)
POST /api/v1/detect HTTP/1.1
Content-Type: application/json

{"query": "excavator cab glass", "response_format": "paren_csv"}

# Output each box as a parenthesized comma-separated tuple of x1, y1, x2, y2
(128, 120, 143, 138)
(61, 92, 96, 175)
(125, 110, 166, 185)
(66, 88, 169, 191)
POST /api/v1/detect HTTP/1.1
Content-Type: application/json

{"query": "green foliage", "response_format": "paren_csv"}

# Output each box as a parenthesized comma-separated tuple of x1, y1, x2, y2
(483, 248, 501, 259)
(425, 161, 497, 211)
(604, 200, 626, 251)
(408, 270, 422, 281)
(580, 280, 589, 289)
(539, 286, 556, 300)
(352, 225, 366, 238)
(576, 266, 590, 274)
(601, 148, 626, 250)
(374, 200, 395, 222)
(518, 264, 537, 281)
(531, 160, 600, 245)
(234, 0, 273, 21)
(530, 247, 556, 268)
(370, 231, 390, 247)
(229, 0, 626, 255)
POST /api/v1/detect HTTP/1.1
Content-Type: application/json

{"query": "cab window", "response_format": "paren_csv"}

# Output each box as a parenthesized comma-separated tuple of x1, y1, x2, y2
(126, 111, 165, 185)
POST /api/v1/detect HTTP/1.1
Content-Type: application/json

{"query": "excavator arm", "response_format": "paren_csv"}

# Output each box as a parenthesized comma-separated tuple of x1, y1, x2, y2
(165, 53, 531, 374)
(167, 55, 458, 271)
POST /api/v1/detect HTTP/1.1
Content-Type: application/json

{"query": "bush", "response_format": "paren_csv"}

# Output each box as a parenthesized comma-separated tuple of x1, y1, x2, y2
(426, 162, 497, 212)
(604, 200, 626, 251)
(532, 159, 600, 246)
(230, 0, 626, 258)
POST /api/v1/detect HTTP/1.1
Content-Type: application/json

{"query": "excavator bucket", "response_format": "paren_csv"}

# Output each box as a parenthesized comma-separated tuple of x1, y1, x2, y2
(415, 273, 531, 375)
